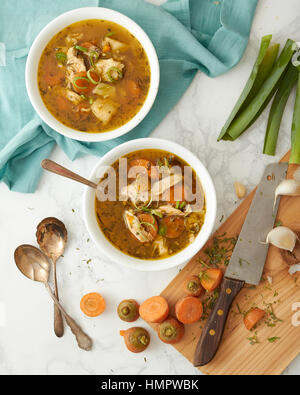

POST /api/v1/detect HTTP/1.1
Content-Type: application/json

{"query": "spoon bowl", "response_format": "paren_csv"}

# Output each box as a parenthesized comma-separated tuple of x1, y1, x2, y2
(14, 244, 93, 351)
(14, 245, 50, 283)
(36, 217, 67, 262)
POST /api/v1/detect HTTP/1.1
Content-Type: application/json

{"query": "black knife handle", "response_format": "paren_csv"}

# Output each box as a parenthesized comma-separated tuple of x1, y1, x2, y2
(193, 277, 244, 367)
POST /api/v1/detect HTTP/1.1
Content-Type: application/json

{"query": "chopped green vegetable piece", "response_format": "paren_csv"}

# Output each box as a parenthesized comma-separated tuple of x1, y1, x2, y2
(106, 66, 123, 82)
(263, 63, 298, 156)
(290, 71, 300, 164)
(56, 52, 67, 64)
(225, 39, 295, 141)
(175, 201, 180, 209)
(268, 336, 280, 343)
(158, 224, 167, 236)
(218, 35, 279, 141)
(75, 45, 88, 53)
(107, 31, 116, 37)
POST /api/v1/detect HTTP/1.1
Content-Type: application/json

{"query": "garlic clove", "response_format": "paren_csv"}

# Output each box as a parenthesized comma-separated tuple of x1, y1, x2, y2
(234, 182, 246, 199)
(274, 179, 300, 209)
(266, 226, 298, 252)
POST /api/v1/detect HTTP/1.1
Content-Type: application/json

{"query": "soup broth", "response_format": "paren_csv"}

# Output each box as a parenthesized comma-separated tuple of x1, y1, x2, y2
(95, 149, 206, 260)
(38, 19, 151, 133)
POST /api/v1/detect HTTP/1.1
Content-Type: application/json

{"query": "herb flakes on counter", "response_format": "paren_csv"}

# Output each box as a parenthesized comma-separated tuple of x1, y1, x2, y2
(268, 336, 280, 343)
(198, 233, 238, 268)
(247, 331, 259, 345)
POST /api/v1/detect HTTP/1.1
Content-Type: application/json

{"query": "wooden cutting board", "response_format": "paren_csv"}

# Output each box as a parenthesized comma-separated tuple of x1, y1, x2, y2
(152, 152, 300, 375)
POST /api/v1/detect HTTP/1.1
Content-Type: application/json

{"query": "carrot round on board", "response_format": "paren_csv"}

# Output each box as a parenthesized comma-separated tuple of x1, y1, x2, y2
(200, 268, 223, 292)
(183, 275, 204, 297)
(80, 292, 106, 317)
(117, 299, 140, 322)
(175, 296, 203, 324)
(139, 296, 169, 323)
(244, 308, 266, 331)
(157, 317, 185, 344)
(120, 327, 150, 353)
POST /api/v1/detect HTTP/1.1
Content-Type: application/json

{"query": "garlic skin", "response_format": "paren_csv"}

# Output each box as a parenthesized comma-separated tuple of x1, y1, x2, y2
(288, 264, 300, 275)
(274, 179, 300, 209)
(234, 182, 246, 199)
(266, 226, 298, 252)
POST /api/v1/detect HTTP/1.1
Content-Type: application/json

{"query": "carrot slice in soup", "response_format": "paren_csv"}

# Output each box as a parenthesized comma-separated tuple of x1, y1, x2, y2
(175, 296, 203, 324)
(129, 159, 159, 180)
(200, 268, 223, 292)
(160, 216, 185, 239)
(80, 292, 106, 317)
(139, 296, 169, 323)
(137, 213, 158, 241)
(127, 80, 141, 98)
(244, 308, 266, 331)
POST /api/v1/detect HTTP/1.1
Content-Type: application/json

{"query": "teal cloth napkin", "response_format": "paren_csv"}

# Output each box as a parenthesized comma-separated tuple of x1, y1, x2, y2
(0, 0, 258, 193)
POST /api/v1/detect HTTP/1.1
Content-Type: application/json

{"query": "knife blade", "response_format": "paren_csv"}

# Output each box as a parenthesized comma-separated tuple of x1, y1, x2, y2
(194, 162, 288, 367)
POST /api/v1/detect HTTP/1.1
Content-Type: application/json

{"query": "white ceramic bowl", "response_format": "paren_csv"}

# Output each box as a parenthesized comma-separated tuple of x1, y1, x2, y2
(25, 7, 160, 142)
(83, 138, 217, 271)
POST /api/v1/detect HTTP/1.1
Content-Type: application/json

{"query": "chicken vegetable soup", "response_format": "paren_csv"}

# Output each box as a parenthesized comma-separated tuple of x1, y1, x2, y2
(38, 20, 151, 133)
(95, 150, 206, 260)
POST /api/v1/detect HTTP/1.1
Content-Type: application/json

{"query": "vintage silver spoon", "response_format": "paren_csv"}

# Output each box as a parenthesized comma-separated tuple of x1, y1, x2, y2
(36, 217, 67, 338)
(14, 245, 93, 351)
(41, 159, 97, 189)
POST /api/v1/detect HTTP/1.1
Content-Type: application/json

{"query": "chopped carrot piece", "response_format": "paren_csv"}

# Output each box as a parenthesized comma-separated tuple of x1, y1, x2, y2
(80, 292, 106, 317)
(160, 216, 185, 239)
(139, 296, 169, 323)
(129, 158, 159, 180)
(117, 299, 140, 322)
(244, 308, 266, 331)
(183, 275, 204, 297)
(175, 296, 203, 324)
(120, 327, 150, 353)
(127, 80, 141, 98)
(102, 44, 111, 53)
(137, 213, 158, 241)
(200, 268, 223, 292)
(157, 317, 185, 344)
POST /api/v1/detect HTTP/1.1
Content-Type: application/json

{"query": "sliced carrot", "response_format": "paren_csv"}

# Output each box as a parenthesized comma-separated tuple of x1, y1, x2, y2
(127, 80, 141, 98)
(102, 44, 111, 53)
(200, 268, 223, 292)
(160, 216, 185, 239)
(117, 299, 140, 322)
(80, 292, 106, 317)
(56, 96, 70, 112)
(139, 296, 169, 323)
(175, 296, 203, 324)
(244, 308, 266, 331)
(73, 102, 91, 122)
(137, 213, 158, 241)
(183, 275, 204, 297)
(79, 42, 95, 50)
(120, 327, 150, 353)
(129, 158, 159, 180)
(157, 317, 185, 344)
(72, 71, 99, 94)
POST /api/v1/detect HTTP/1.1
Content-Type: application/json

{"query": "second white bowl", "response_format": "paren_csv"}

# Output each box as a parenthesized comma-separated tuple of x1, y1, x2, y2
(83, 138, 217, 271)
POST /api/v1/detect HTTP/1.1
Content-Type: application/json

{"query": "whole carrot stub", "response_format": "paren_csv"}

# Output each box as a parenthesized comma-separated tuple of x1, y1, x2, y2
(175, 296, 203, 324)
(120, 327, 150, 353)
(157, 317, 185, 344)
(244, 308, 266, 331)
(183, 275, 204, 297)
(200, 268, 223, 292)
(80, 292, 106, 317)
(117, 299, 140, 322)
(139, 296, 169, 323)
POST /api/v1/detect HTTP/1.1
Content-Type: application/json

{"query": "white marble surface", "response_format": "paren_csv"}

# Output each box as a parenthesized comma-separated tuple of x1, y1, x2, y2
(1, 0, 300, 375)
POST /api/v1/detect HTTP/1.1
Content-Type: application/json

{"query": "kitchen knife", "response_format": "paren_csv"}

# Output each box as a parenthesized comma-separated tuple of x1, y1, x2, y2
(193, 162, 288, 367)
